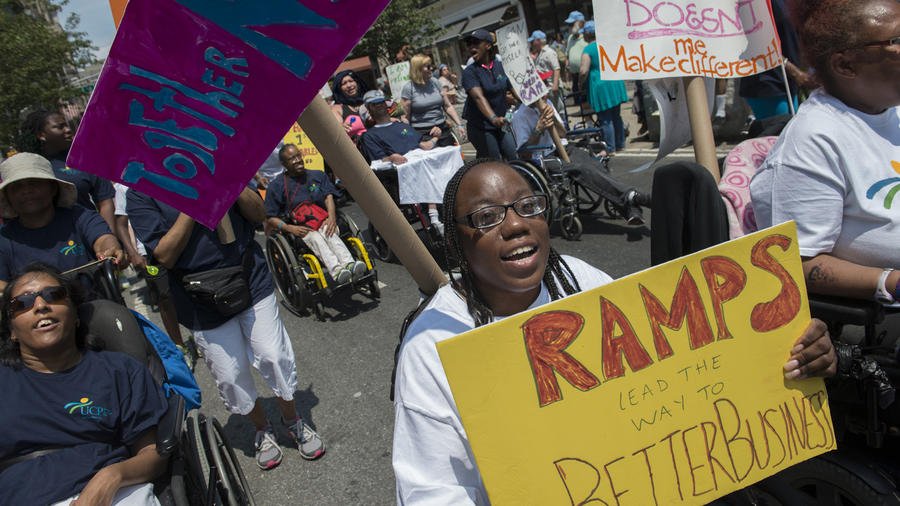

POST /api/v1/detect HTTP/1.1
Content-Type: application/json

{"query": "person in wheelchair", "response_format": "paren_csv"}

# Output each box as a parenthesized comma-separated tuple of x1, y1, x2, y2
(510, 97, 650, 225)
(749, 0, 900, 304)
(0, 264, 168, 505)
(361, 89, 447, 234)
(0, 153, 125, 295)
(392, 159, 837, 503)
(266, 143, 367, 284)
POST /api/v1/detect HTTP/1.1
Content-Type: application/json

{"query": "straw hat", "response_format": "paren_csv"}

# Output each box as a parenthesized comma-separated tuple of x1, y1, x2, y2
(0, 152, 77, 218)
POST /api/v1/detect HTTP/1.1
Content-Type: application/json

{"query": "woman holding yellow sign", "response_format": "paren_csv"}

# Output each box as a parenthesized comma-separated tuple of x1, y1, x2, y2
(392, 159, 836, 503)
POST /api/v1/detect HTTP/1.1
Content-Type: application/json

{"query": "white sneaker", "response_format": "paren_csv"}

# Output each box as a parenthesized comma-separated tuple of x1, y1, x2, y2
(348, 261, 367, 281)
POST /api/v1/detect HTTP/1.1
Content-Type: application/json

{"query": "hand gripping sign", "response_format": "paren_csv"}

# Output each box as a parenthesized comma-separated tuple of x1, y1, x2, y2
(594, 0, 781, 80)
(69, 0, 390, 229)
(438, 222, 835, 505)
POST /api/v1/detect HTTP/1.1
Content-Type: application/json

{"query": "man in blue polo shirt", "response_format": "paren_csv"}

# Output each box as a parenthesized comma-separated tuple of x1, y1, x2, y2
(360, 90, 439, 164)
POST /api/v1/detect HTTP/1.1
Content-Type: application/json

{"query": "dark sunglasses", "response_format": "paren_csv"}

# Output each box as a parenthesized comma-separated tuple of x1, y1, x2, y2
(8, 286, 68, 315)
(456, 194, 548, 229)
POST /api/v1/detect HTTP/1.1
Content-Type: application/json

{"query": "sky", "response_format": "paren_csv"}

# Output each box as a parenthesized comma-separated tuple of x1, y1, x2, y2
(59, 0, 117, 60)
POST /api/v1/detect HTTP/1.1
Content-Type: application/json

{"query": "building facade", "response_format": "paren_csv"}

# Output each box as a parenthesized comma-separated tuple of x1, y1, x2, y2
(427, 0, 595, 72)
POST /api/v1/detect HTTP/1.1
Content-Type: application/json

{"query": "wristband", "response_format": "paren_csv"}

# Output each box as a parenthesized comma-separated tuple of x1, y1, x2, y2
(278, 221, 285, 231)
(489, 114, 498, 121)
(875, 268, 895, 304)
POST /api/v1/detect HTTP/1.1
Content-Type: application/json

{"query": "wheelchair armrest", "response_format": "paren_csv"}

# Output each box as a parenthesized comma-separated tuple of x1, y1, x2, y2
(156, 394, 185, 457)
(809, 294, 886, 328)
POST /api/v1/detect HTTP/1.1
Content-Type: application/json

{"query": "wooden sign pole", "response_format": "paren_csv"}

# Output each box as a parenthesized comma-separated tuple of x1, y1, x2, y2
(298, 95, 447, 295)
(682, 76, 719, 183)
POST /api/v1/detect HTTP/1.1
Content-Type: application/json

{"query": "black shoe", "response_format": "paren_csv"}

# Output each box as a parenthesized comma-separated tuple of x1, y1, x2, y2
(625, 189, 652, 208)
(624, 205, 645, 226)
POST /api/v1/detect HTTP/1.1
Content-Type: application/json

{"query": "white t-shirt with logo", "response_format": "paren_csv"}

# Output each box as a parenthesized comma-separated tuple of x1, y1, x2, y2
(750, 89, 900, 267)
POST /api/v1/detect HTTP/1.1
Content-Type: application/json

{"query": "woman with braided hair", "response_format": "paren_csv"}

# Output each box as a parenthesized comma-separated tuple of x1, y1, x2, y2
(392, 158, 837, 504)
(391, 159, 613, 503)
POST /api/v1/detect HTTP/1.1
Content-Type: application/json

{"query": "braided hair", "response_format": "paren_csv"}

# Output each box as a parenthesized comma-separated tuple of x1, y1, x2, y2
(441, 158, 582, 327)
(17, 109, 54, 154)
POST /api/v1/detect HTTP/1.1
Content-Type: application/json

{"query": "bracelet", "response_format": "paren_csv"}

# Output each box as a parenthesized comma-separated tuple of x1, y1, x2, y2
(875, 268, 895, 304)
(278, 221, 285, 231)
(489, 114, 498, 121)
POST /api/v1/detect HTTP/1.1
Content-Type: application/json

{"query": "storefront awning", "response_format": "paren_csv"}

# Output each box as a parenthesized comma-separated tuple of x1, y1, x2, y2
(464, 5, 510, 32)
(434, 18, 469, 44)
(334, 56, 372, 74)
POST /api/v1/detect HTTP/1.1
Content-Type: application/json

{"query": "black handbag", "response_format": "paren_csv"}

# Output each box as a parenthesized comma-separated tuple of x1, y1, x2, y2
(180, 241, 254, 318)
(182, 265, 251, 318)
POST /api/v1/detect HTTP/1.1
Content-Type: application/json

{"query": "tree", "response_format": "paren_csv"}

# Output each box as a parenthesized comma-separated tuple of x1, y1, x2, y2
(352, 0, 442, 65)
(0, 0, 94, 148)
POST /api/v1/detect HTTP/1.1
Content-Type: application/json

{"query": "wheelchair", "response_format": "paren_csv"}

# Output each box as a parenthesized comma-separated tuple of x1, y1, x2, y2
(364, 167, 448, 270)
(62, 258, 126, 306)
(77, 297, 255, 505)
(265, 209, 379, 321)
(650, 160, 899, 505)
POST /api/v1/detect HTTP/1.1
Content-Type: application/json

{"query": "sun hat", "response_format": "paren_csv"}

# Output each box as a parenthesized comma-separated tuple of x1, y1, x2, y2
(0, 152, 77, 218)
(465, 29, 494, 44)
(527, 30, 547, 43)
(565, 11, 585, 24)
(580, 20, 595, 34)
(363, 90, 387, 105)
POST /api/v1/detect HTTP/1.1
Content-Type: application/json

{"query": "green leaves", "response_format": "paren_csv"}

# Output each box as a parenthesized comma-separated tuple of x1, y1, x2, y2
(0, 0, 95, 147)
(352, 0, 443, 63)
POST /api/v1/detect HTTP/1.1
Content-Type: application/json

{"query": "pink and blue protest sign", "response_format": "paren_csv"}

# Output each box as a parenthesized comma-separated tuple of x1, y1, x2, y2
(67, 0, 389, 228)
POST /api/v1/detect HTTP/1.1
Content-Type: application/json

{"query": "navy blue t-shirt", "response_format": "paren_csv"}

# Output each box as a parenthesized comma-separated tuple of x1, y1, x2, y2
(127, 190, 273, 330)
(360, 122, 423, 161)
(51, 158, 116, 211)
(0, 205, 111, 282)
(0, 350, 167, 505)
(264, 170, 338, 218)
(739, 0, 801, 98)
(462, 59, 512, 130)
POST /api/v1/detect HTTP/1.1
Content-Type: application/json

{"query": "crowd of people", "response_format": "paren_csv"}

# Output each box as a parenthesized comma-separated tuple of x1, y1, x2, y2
(0, 0, 896, 503)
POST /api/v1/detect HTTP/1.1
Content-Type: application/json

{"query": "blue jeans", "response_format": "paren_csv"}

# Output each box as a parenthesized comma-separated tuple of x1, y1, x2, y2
(597, 105, 625, 153)
(467, 125, 517, 160)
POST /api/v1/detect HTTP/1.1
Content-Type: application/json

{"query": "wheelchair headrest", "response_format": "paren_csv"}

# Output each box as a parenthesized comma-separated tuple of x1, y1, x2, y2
(77, 300, 167, 385)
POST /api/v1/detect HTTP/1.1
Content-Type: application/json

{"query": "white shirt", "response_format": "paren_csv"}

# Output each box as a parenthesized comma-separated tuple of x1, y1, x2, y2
(511, 103, 565, 162)
(750, 89, 900, 267)
(392, 256, 613, 505)
(113, 183, 146, 257)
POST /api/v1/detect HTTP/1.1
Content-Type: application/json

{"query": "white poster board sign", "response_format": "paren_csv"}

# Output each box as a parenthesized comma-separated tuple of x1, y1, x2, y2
(594, 0, 780, 79)
(648, 77, 715, 160)
(496, 20, 547, 106)
(385, 61, 411, 100)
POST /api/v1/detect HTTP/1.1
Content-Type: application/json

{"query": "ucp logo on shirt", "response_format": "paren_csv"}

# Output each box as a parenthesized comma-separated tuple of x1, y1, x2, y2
(64, 397, 112, 421)
(59, 240, 85, 256)
(864, 160, 900, 209)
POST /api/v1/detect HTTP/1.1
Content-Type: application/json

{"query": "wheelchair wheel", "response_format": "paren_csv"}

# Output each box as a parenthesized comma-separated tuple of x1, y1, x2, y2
(207, 417, 256, 506)
(604, 198, 624, 219)
(366, 222, 396, 262)
(560, 214, 583, 241)
(184, 410, 217, 504)
(265, 234, 311, 316)
(572, 180, 603, 214)
(337, 211, 362, 241)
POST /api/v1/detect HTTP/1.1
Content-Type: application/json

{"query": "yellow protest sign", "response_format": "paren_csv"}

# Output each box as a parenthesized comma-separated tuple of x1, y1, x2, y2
(283, 122, 324, 171)
(438, 222, 834, 505)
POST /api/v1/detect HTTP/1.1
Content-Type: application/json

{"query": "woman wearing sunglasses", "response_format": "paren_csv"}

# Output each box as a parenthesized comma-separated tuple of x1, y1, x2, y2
(750, 0, 900, 305)
(400, 54, 465, 148)
(0, 264, 168, 505)
(392, 159, 837, 504)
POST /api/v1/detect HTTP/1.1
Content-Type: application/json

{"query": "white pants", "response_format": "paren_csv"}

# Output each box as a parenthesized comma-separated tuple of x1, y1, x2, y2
(193, 292, 298, 415)
(53, 483, 159, 505)
(302, 230, 354, 275)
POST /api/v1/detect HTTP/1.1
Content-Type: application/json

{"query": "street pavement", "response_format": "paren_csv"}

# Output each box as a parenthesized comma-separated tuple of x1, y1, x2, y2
(123, 145, 741, 505)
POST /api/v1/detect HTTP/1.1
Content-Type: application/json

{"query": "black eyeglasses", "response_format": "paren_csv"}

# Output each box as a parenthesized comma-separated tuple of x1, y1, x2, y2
(457, 194, 548, 229)
(859, 36, 900, 49)
(8, 286, 68, 315)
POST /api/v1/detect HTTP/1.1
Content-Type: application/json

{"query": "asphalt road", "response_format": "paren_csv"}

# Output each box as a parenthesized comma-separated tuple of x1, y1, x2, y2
(129, 150, 729, 505)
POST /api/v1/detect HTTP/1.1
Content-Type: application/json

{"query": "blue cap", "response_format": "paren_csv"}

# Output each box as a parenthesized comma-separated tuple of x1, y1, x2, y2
(527, 30, 547, 43)
(580, 20, 595, 34)
(565, 11, 585, 24)
(363, 90, 386, 105)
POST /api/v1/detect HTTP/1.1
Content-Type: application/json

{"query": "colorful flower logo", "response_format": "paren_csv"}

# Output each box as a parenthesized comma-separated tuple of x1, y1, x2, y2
(865, 161, 900, 209)
(59, 240, 84, 256)
(64, 397, 93, 413)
